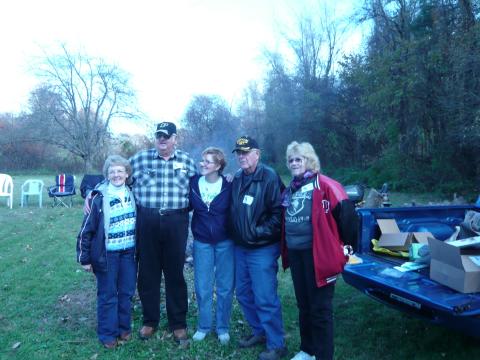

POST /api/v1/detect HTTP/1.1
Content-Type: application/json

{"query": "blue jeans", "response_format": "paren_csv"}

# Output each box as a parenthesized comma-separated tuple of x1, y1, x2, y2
(235, 243, 285, 349)
(95, 247, 137, 344)
(193, 239, 234, 335)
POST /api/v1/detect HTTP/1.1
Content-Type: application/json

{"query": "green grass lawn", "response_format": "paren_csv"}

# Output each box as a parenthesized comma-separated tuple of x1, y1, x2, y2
(0, 175, 479, 359)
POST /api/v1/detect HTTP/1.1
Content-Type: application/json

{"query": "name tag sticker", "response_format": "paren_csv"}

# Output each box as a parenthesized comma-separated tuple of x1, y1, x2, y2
(173, 162, 183, 170)
(243, 195, 254, 205)
(301, 183, 314, 192)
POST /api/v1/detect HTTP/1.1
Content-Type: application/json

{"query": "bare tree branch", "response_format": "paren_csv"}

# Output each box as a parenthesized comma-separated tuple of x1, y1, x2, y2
(30, 45, 139, 171)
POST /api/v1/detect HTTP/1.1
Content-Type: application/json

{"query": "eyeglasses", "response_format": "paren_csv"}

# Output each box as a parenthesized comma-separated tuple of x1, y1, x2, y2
(200, 159, 216, 165)
(288, 157, 304, 164)
(108, 169, 126, 175)
(155, 133, 172, 140)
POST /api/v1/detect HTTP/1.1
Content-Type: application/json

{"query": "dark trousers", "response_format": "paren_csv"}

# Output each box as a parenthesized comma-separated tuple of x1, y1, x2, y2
(136, 206, 189, 331)
(289, 248, 335, 360)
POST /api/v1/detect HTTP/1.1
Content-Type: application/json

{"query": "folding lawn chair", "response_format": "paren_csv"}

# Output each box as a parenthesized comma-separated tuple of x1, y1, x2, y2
(47, 174, 76, 207)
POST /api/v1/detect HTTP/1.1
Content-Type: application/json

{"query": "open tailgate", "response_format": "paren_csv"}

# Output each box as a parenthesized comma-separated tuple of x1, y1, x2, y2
(344, 254, 480, 317)
(343, 205, 480, 318)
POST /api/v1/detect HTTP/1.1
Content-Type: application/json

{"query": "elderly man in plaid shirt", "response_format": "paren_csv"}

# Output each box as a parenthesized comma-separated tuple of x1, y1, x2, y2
(131, 122, 197, 344)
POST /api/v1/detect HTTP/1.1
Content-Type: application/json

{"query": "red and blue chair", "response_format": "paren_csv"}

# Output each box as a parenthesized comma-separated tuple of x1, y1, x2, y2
(47, 174, 76, 207)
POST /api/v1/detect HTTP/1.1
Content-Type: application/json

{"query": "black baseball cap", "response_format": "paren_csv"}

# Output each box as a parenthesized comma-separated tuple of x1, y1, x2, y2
(232, 136, 259, 153)
(155, 122, 176, 137)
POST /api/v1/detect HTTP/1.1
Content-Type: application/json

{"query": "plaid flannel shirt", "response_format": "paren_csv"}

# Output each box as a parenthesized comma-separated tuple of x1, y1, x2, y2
(130, 148, 197, 209)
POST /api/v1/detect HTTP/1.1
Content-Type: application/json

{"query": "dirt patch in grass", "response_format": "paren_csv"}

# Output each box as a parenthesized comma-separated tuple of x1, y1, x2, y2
(52, 287, 96, 332)
(0, 312, 13, 333)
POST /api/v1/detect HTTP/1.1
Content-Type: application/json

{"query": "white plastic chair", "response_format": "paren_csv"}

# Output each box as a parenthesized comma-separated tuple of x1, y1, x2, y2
(21, 179, 45, 208)
(0, 174, 14, 209)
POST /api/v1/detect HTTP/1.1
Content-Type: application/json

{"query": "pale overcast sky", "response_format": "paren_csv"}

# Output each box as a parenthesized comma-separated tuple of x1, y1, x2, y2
(0, 0, 362, 133)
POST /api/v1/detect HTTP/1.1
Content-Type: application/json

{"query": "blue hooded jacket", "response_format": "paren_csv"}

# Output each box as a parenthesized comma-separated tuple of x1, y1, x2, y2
(189, 174, 232, 244)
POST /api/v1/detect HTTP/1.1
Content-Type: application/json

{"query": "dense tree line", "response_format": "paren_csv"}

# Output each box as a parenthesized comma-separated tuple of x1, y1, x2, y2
(234, 0, 480, 195)
(340, 0, 480, 193)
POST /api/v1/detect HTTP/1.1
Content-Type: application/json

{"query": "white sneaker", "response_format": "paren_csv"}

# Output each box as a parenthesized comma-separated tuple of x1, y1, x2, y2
(192, 331, 207, 341)
(291, 351, 315, 360)
(218, 332, 230, 345)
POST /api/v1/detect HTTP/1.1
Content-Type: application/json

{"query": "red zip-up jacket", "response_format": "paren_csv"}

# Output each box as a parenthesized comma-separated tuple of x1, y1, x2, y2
(281, 174, 357, 287)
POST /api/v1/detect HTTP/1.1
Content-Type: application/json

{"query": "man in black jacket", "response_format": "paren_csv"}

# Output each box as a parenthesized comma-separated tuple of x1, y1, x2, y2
(230, 136, 287, 360)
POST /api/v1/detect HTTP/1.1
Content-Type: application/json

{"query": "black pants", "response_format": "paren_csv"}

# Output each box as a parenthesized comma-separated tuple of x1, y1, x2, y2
(289, 248, 335, 360)
(136, 206, 189, 331)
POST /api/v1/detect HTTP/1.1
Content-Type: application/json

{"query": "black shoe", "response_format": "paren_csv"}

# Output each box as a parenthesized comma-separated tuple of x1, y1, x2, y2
(258, 347, 288, 360)
(238, 334, 266, 348)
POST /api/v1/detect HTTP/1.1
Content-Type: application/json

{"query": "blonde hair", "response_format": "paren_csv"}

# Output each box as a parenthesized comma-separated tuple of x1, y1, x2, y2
(285, 141, 321, 173)
(202, 147, 227, 174)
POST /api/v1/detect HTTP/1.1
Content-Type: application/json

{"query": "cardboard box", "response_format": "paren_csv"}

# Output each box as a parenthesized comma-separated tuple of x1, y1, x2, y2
(377, 219, 433, 251)
(429, 237, 480, 293)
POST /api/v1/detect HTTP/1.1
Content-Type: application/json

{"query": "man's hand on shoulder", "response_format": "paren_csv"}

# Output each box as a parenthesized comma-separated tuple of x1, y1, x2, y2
(83, 193, 92, 215)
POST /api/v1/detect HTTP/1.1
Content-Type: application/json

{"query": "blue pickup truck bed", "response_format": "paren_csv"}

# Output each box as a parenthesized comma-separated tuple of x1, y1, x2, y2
(342, 204, 480, 336)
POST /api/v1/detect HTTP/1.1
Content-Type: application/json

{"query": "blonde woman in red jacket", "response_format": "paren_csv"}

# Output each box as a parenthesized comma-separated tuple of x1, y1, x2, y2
(280, 141, 357, 360)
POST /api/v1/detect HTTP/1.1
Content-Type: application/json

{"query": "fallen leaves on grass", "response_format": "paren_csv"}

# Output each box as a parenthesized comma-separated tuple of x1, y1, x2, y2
(160, 330, 171, 341)
(177, 340, 190, 350)
(54, 290, 96, 330)
(59, 294, 71, 302)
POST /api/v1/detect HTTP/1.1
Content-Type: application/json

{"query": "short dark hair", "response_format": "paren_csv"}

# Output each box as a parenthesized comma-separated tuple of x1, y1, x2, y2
(202, 147, 227, 174)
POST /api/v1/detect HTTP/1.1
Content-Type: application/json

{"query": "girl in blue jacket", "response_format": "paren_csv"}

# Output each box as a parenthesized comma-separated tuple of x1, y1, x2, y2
(189, 147, 233, 344)
(76, 155, 137, 349)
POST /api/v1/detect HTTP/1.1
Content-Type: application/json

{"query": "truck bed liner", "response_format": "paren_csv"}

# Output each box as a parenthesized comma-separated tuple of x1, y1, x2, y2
(343, 204, 480, 336)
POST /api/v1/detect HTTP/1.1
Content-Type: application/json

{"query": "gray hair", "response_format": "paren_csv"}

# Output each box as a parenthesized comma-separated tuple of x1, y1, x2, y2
(102, 155, 132, 185)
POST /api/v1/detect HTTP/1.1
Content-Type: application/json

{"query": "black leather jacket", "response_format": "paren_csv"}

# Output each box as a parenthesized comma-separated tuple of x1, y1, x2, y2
(229, 163, 284, 248)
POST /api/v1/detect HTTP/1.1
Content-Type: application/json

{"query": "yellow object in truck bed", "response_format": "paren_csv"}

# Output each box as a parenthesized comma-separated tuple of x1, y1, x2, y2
(347, 254, 364, 265)
(371, 239, 409, 258)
